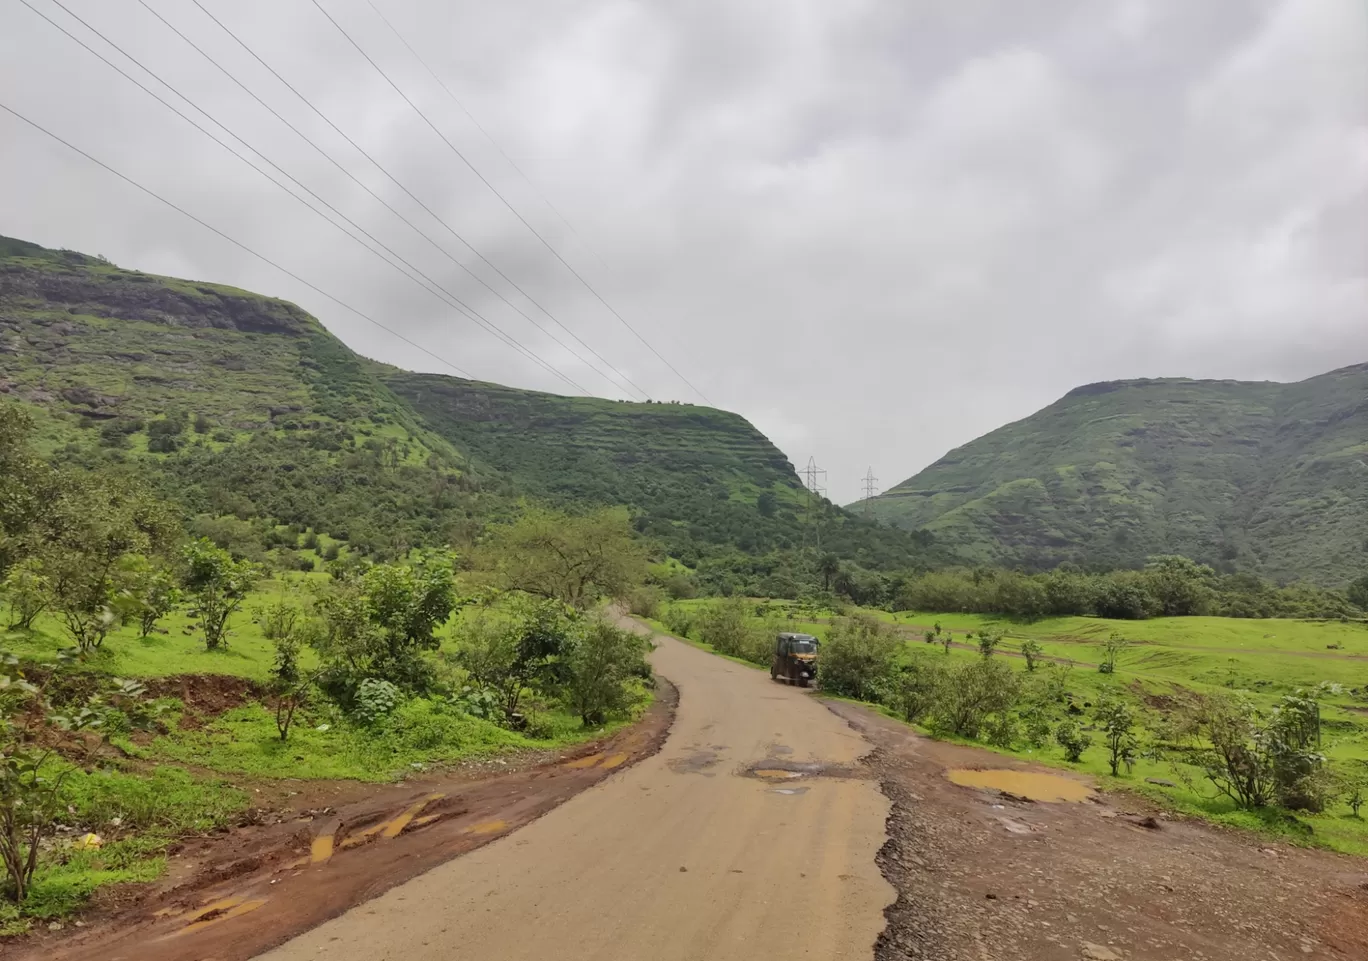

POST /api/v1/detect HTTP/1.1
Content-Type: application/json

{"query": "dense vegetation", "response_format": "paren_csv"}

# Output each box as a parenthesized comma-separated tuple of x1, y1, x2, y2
(888, 556, 1360, 621)
(0, 399, 654, 931)
(865, 368, 1368, 585)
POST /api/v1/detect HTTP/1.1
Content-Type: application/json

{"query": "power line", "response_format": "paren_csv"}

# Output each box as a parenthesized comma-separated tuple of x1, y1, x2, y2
(25, 0, 588, 394)
(0, 99, 475, 381)
(309, 0, 713, 405)
(183, 0, 649, 401)
(363, 0, 614, 275)
(130, 0, 626, 398)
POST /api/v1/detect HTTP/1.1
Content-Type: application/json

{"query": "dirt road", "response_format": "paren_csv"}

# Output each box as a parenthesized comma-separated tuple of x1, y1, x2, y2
(255, 628, 895, 961)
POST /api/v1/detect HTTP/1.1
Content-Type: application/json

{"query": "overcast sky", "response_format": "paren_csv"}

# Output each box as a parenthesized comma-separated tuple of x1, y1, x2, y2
(2, 0, 1365, 503)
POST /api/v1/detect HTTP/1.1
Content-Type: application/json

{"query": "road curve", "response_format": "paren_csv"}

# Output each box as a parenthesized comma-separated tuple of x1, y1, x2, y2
(257, 627, 894, 961)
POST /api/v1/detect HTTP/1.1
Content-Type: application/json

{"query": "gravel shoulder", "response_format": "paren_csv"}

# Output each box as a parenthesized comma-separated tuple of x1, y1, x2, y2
(826, 700, 1368, 961)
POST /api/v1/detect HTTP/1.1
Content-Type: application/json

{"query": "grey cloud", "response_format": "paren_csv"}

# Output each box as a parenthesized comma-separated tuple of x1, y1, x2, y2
(1, 0, 1363, 503)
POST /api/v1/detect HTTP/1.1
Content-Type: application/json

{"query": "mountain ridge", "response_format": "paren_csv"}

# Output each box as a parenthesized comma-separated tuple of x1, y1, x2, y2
(864, 365, 1368, 584)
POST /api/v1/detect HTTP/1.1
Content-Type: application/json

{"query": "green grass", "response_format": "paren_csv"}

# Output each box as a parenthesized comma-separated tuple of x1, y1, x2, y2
(1, 578, 321, 681)
(139, 701, 541, 782)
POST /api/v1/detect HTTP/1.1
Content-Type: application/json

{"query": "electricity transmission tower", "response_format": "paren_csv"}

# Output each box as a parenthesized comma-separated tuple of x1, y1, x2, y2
(802, 456, 827, 550)
(861, 467, 879, 515)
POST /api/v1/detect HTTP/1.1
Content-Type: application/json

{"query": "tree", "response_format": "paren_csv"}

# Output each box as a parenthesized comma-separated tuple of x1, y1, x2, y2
(114, 555, 180, 638)
(1096, 698, 1137, 776)
(1099, 632, 1129, 674)
(562, 617, 651, 726)
(43, 476, 175, 655)
(976, 628, 1003, 658)
(478, 507, 647, 608)
(1348, 574, 1368, 612)
(309, 552, 459, 696)
(1144, 555, 1215, 617)
(756, 491, 778, 518)
(1093, 577, 1154, 620)
(818, 553, 841, 593)
(455, 596, 572, 727)
(1020, 638, 1043, 672)
(261, 601, 312, 741)
(0, 404, 51, 576)
(0, 654, 109, 904)
(1, 559, 47, 631)
(182, 539, 259, 651)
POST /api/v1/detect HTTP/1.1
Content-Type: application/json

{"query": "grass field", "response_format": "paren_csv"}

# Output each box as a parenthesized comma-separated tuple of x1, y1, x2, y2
(653, 598, 1368, 856)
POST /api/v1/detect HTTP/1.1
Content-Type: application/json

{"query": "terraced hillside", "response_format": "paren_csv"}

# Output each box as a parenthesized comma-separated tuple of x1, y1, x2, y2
(864, 368, 1368, 584)
(382, 368, 932, 567)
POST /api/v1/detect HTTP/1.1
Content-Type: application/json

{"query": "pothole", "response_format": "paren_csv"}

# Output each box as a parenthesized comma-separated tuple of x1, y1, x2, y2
(741, 759, 860, 781)
(946, 769, 1094, 803)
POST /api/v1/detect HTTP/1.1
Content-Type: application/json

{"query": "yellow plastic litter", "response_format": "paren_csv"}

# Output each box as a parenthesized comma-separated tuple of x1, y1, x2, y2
(77, 833, 103, 850)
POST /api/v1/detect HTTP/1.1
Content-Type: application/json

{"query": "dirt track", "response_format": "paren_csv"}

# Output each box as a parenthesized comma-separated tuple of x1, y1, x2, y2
(253, 626, 896, 961)
(19, 690, 675, 961)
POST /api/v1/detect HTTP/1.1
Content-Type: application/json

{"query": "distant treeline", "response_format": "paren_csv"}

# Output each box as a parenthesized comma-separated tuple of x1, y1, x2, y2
(889, 556, 1363, 621)
(657, 551, 1366, 622)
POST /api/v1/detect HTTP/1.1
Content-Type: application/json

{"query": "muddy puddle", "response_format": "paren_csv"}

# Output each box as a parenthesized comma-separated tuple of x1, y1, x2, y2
(946, 768, 1094, 802)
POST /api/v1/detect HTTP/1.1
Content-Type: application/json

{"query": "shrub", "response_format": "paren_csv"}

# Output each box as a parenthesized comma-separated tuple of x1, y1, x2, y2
(1021, 707, 1053, 748)
(626, 585, 664, 619)
(984, 711, 1018, 748)
(1098, 632, 1129, 674)
(1019, 638, 1043, 672)
(454, 596, 571, 728)
(1054, 720, 1091, 763)
(696, 598, 769, 664)
(661, 603, 694, 639)
(309, 552, 458, 698)
(561, 618, 651, 726)
(927, 658, 1021, 739)
(817, 616, 899, 701)
(975, 629, 1003, 658)
(354, 678, 401, 725)
(887, 653, 943, 722)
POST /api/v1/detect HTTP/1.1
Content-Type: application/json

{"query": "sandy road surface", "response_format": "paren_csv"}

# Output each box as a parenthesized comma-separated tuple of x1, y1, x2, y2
(257, 628, 894, 961)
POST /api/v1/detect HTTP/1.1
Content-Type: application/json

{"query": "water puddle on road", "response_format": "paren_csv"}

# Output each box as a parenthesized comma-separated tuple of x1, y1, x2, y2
(753, 769, 804, 780)
(947, 769, 1093, 802)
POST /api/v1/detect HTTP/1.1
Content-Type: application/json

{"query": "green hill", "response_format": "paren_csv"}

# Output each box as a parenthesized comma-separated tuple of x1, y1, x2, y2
(863, 368, 1368, 584)
(0, 235, 932, 572)
(379, 368, 929, 568)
